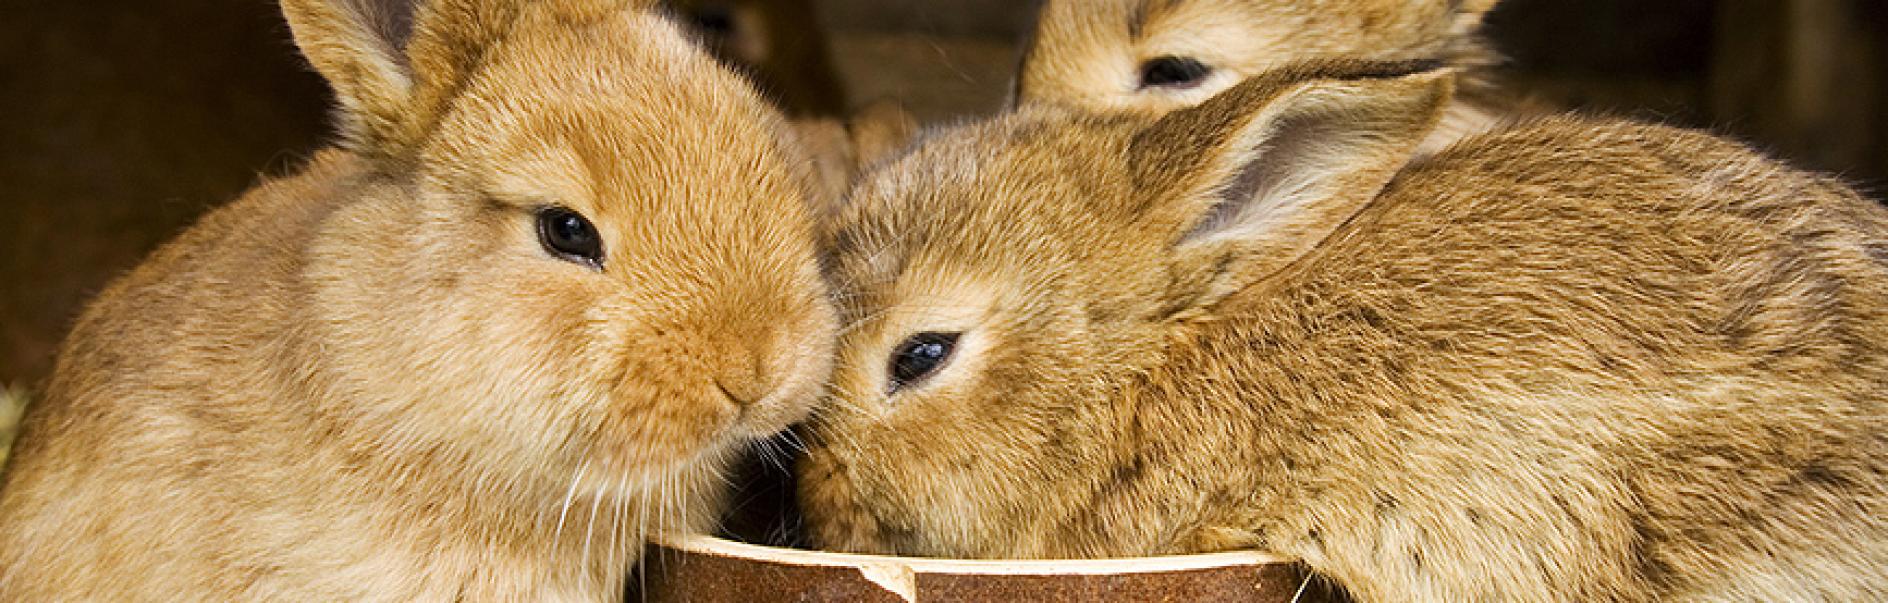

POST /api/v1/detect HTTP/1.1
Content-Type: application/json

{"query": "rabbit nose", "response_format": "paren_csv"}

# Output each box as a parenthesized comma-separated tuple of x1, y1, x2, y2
(714, 356, 771, 408)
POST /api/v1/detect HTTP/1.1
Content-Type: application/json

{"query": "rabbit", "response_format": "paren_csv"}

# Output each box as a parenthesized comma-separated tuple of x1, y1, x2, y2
(0, 0, 837, 599)
(797, 59, 1888, 602)
(1015, 0, 1534, 154)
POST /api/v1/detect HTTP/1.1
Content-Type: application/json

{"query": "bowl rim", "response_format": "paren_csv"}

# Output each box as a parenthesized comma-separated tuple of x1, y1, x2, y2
(651, 533, 1296, 576)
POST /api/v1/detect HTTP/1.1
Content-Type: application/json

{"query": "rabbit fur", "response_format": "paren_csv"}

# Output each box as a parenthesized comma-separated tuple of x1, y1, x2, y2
(0, 0, 837, 599)
(799, 60, 1888, 602)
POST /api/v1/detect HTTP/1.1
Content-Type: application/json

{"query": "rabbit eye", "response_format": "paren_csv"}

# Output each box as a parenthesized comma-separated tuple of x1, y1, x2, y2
(536, 206, 603, 269)
(1138, 56, 1212, 89)
(888, 332, 960, 393)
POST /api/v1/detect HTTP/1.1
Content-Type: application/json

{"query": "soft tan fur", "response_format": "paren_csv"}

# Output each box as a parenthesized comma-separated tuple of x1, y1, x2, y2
(1018, 0, 1522, 153)
(800, 61, 1888, 602)
(0, 0, 837, 599)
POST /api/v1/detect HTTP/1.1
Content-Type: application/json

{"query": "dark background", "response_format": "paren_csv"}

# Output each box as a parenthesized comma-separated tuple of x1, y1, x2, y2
(2, 0, 1885, 387)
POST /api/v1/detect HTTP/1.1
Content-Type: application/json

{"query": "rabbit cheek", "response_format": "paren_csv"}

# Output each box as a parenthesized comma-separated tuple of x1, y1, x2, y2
(798, 445, 897, 553)
(796, 387, 937, 553)
(590, 362, 742, 482)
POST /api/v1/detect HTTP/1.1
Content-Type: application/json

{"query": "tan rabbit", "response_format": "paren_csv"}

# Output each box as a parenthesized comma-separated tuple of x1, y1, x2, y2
(1017, 0, 1523, 153)
(0, 0, 837, 599)
(798, 60, 1888, 602)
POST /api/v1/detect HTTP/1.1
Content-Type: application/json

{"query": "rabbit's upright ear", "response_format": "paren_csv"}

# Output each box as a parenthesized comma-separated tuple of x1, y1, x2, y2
(281, 0, 520, 156)
(1131, 61, 1453, 309)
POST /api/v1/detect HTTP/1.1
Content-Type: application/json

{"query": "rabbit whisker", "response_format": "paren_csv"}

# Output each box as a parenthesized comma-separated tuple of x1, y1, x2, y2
(554, 459, 591, 545)
(1289, 572, 1313, 603)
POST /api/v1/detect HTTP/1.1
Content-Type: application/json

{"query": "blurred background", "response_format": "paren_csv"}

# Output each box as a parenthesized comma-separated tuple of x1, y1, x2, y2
(2, 0, 1885, 389)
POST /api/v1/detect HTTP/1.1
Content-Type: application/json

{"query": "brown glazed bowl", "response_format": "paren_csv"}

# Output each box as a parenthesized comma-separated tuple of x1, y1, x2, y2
(638, 534, 1334, 602)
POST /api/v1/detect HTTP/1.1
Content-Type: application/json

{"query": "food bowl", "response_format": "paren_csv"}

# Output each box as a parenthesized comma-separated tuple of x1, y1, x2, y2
(638, 533, 1332, 602)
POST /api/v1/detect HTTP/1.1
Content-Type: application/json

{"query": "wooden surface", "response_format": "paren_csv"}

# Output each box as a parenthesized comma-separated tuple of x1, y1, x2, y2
(637, 535, 1333, 603)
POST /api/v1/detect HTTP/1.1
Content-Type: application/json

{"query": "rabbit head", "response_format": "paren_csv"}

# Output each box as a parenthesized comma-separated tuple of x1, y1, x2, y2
(1016, 0, 1498, 114)
(802, 54, 1888, 601)
(0, 1, 838, 597)
(802, 60, 1452, 558)
(281, 0, 842, 516)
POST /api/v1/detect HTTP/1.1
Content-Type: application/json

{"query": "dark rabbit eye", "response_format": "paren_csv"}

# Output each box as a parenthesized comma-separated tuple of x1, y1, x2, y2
(888, 332, 960, 393)
(1139, 56, 1212, 89)
(536, 207, 603, 269)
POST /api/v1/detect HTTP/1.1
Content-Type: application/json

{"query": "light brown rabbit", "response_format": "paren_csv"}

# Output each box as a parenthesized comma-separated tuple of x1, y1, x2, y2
(1017, 0, 1524, 153)
(798, 60, 1888, 602)
(0, 0, 837, 599)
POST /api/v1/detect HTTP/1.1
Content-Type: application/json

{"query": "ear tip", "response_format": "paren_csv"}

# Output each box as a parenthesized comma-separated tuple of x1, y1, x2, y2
(1354, 58, 1450, 81)
(1352, 60, 1466, 102)
(1370, 64, 1458, 110)
(1271, 59, 1458, 102)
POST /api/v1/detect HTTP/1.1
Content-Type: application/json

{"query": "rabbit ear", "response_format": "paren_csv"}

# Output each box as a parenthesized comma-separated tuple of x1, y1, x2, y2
(281, 0, 426, 153)
(1129, 60, 1453, 309)
(282, 0, 527, 156)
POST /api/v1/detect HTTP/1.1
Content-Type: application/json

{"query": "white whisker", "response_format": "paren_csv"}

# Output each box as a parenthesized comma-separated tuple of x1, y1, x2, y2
(554, 459, 590, 545)
(1289, 571, 1313, 603)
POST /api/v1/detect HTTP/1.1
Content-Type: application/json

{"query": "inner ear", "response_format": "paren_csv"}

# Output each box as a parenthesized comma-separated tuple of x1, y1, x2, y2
(1181, 109, 1358, 245)
(1133, 62, 1455, 310)
(353, 0, 420, 59)
(282, 0, 429, 153)
(284, 0, 536, 156)
(1184, 148, 1263, 240)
